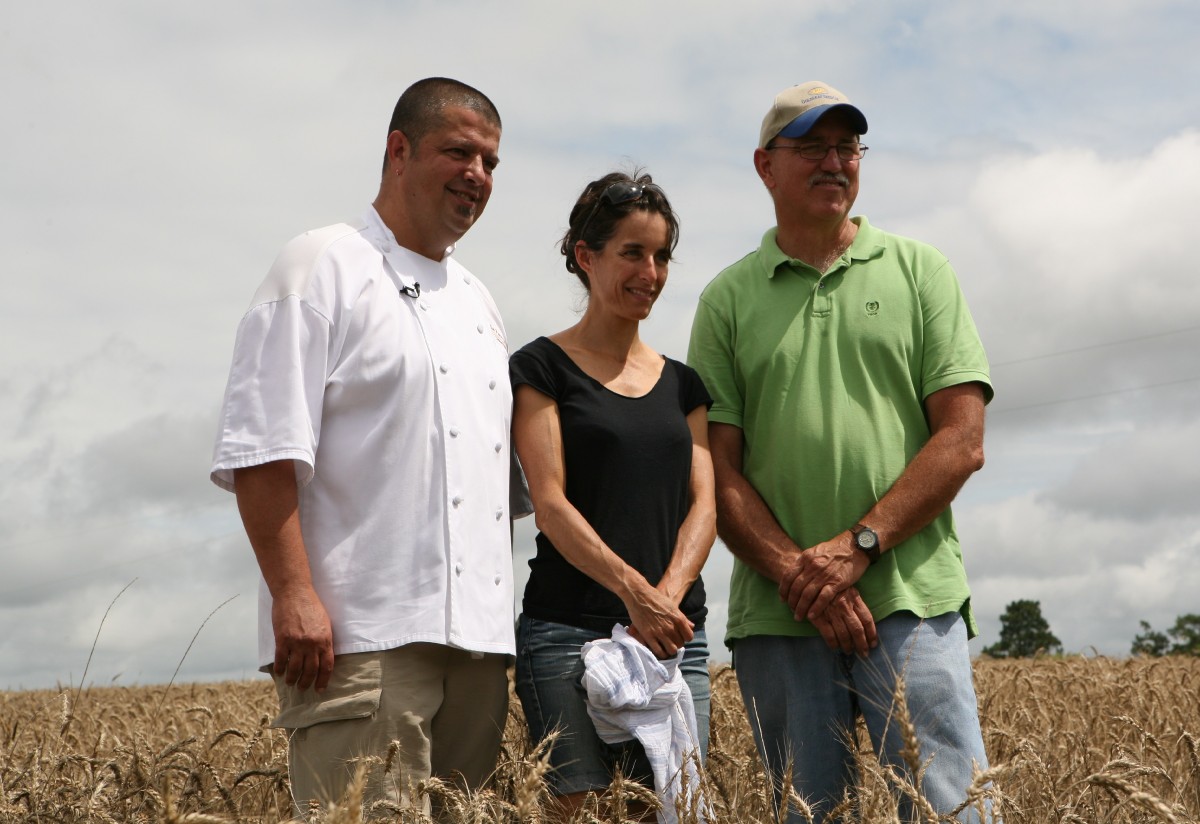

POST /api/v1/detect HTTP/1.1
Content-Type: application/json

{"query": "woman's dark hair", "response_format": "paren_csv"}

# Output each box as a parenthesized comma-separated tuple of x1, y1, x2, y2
(559, 171, 680, 290)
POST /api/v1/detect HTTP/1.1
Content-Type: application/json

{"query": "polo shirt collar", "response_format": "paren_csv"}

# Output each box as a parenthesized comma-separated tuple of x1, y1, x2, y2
(758, 216, 885, 278)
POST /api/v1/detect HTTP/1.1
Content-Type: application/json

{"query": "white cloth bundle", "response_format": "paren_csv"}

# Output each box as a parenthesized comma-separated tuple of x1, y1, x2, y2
(581, 624, 707, 824)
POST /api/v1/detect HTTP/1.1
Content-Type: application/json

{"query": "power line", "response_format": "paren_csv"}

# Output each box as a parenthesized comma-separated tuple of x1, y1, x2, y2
(990, 375, 1200, 415)
(991, 324, 1200, 367)
(3, 323, 1197, 569)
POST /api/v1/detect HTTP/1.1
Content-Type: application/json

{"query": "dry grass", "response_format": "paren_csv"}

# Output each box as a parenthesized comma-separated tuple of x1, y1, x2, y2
(2, 656, 1198, 822)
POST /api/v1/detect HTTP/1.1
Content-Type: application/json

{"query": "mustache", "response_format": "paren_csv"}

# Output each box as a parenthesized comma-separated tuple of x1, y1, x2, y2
(809, 173, 850, 187)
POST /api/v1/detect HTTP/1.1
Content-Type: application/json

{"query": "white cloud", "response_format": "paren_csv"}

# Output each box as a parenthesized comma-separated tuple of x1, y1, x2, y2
(3, 0, 1199, 687)
(1045, 419, 1200, 519)
(960, 486, 1200, 656)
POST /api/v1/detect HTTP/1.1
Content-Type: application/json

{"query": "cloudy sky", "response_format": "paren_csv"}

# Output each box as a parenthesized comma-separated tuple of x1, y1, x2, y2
(3, 1, 1198, 690)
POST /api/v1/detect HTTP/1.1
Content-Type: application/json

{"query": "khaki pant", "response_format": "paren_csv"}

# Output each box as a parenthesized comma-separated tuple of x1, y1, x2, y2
(271, 644, 509, 818)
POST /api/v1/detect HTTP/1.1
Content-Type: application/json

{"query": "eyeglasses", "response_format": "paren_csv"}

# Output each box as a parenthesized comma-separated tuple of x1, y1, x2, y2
(766, 142, 869, 161)
(577, 180, 662, 239)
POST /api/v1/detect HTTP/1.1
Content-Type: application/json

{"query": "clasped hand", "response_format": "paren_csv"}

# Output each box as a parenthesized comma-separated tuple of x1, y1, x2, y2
(624, 581, 694, 660)
(777, 534, 877, 655)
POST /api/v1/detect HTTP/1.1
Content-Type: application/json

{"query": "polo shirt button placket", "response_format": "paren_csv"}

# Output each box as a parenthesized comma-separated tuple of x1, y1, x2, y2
(814, 276, 833, 314)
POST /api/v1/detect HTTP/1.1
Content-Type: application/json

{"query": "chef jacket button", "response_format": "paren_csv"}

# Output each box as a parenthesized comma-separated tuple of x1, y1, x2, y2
(495, 508, 504, 520)
(450, 427, 460, 438)
(452, 495, 463, 507)
(494, 575, 502, 585)
(440, 363, 450, 374)
(488, 379, 497, 390)
(477, 324, 485, 334)
(494, 442, 502, 453)
(455, 563, 463, 575)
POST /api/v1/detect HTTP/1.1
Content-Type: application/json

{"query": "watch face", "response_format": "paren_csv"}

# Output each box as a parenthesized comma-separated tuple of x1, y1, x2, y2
(856, 530, 878, 549)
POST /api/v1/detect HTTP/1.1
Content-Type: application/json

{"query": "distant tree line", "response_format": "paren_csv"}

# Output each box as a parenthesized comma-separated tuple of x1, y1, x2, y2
(981, 600, 1200, 658)
(1130, 614, 1200, 656)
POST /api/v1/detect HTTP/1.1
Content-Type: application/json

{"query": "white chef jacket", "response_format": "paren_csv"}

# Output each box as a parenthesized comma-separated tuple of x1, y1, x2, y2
(211, 207, 517, 665)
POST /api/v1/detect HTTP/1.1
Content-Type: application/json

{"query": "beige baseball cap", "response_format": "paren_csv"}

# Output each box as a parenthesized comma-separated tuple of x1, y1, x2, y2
(759, 81, 868, 149)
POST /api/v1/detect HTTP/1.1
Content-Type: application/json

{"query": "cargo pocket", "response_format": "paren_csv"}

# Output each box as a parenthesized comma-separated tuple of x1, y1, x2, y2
(271, 652, 383, 730)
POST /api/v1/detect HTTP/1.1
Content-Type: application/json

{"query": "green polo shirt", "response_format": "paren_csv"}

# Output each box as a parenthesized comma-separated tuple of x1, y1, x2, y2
(687, 217, 992, 644)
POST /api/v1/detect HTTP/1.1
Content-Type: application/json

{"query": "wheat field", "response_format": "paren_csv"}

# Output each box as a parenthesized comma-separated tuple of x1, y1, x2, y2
(2, 656, 1197, 823)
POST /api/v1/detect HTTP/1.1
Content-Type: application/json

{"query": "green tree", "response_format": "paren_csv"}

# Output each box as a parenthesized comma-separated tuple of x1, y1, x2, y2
(1130, 620, 1170, 656)
(1167, 614, 1200, 655)
(1129, 614, 1200, 656)
(983, 599, 1062, 658)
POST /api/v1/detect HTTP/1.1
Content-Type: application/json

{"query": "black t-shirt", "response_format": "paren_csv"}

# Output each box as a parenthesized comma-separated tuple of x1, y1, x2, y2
(510, 336, 712, 633)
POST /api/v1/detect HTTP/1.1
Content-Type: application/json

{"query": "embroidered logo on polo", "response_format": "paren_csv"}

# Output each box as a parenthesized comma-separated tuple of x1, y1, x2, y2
(865, 301, 880, 315)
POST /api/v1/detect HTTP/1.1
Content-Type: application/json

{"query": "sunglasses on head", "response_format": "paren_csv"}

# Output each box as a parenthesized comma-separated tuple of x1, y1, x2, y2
(577, 180, 662, 240)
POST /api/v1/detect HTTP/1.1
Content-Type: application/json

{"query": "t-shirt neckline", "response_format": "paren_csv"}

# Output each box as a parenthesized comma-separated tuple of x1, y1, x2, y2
(539, 336, 667, 400)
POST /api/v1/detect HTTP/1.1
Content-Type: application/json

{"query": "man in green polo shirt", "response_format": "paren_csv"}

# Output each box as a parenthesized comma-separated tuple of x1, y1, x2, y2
(687, 81, 994, 823)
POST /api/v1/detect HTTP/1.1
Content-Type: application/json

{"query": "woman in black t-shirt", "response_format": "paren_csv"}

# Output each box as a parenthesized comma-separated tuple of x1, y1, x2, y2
(510, 171, 716, 819)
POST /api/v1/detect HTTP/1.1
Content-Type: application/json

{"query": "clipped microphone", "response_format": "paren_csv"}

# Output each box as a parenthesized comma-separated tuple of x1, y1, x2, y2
(399, 282, 421, 299)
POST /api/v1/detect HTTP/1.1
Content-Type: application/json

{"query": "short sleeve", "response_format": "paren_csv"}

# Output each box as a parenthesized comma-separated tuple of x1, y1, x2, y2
(917, 259, 994, 404)
(674, 360, 713, 415)
(687, 294, 744, 427)
(210, 296, 332, 491)
(509, 338, 563, 402)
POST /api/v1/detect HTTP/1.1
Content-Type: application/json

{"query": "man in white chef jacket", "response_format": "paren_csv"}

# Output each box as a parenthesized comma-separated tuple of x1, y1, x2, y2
(210, 76, 518, 816)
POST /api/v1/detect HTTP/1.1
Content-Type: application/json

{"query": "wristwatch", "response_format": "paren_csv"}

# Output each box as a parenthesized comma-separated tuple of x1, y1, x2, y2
(850, 523, 881, 563)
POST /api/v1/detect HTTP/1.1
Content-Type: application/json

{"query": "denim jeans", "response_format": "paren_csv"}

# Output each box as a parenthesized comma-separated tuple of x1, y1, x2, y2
(734, 611, 992, 823)
(515, 614, 710, 795)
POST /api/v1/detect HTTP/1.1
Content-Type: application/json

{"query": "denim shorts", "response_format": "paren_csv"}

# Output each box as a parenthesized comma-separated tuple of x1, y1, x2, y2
(514, 614, 710, 796)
